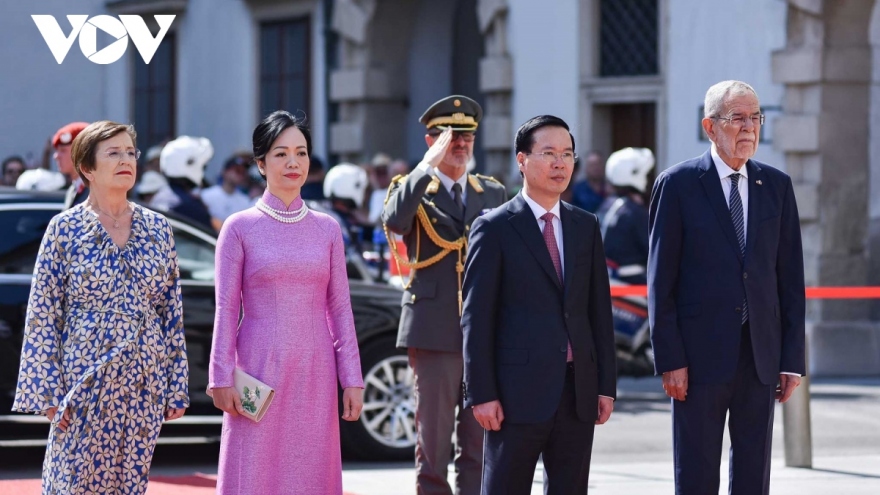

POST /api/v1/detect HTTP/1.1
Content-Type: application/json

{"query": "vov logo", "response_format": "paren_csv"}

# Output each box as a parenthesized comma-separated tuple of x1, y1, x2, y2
(32, 15, 175, 64)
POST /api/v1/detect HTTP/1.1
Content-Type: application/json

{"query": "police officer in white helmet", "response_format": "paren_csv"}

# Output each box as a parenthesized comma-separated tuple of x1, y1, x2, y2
(152, 136, 214, 230)
(601, 147, 655, 284)
(16, 168, 67, 192)
(323, 162, 368, 248)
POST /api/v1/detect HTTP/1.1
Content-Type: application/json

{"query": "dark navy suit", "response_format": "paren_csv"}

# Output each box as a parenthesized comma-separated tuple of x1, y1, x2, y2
(462, 193, 616, 494)
(648, 150, 805, 494)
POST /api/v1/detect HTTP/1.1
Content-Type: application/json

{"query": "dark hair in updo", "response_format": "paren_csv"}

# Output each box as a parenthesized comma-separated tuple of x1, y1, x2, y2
(252, 110, 312, 169)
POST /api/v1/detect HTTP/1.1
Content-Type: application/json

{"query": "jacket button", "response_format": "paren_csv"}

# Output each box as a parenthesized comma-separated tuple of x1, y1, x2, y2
(564, 312, 569, 319)
(432, 218, 438, 224)
(743, 273, 748, 279)
(411, 294, 416, 302)
(735, 307, 742, 313)
(560, 346, 567, 353)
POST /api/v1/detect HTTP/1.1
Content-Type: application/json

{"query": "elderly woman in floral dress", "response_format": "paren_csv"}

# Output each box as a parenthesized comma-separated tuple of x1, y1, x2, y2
(13, 121, 189, 494)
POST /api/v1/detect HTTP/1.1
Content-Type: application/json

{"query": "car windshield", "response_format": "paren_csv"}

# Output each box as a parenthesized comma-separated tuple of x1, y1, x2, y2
(0, 208, 57, 274)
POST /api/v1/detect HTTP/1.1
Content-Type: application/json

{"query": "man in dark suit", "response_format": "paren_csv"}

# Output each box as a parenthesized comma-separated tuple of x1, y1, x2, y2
(462, 115, 616, 495)
(382, 95, 507, 495)
(648, 80, 806, 495)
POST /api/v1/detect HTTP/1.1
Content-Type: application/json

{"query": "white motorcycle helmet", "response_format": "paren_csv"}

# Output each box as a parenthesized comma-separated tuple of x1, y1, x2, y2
(323, 163, 368, 208)
(16, 169, 66, 191)
(160, 136, 214, 186)
(605, 147, 655, 193)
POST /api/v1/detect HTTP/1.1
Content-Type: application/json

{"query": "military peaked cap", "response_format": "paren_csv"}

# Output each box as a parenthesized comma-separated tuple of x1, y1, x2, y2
(419, 95, 483, 131)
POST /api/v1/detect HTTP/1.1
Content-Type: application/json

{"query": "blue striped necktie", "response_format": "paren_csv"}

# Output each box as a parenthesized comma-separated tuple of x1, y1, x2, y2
(729, 173, 748, 323)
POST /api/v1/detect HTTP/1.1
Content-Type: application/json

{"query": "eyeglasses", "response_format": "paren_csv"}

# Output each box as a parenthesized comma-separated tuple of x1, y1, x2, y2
(103, 149, 141, 161)
(428, 130, 476, 143)
(526, 151, 578, 165)
(713, 114, 765, 127)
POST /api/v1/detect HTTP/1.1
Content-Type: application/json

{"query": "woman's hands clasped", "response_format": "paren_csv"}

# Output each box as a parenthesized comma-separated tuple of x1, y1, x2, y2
(341, 387, 363, 422)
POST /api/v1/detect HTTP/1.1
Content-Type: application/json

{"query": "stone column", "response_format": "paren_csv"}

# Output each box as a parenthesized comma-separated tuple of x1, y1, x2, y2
(477, 0, 515, 184)
(869, 1, 880, 322)
(329, 0, 415, 163)
(772, 0, 880, 375)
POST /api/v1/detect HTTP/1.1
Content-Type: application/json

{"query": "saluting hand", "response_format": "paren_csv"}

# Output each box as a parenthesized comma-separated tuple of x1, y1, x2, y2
(473, 400, 505, 431)
(662, 367, 689, 401)
(423, 127, 454, 169)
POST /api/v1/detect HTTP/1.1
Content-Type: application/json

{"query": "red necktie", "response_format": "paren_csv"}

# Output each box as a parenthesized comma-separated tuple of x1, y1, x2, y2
(541, 212, 573, 362)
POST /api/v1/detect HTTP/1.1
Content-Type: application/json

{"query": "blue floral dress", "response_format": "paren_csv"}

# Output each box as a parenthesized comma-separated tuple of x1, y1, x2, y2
(13, 203, 189, 495)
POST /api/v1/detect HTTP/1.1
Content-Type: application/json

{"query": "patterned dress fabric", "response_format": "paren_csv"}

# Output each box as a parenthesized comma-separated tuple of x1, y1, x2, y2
(209, 191, 364, 495)
(13, 203, 190, 495)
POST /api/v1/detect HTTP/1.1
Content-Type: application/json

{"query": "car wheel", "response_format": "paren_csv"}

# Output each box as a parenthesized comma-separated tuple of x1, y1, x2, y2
(340, 336, 415, 460)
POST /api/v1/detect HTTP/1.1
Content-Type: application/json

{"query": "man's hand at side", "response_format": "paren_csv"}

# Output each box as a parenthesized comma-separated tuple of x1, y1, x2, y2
(776, 374, 801, 403)
(596, 396, 614, 425)
(473, 400, 505, 431)
(662, 367, 688, 401)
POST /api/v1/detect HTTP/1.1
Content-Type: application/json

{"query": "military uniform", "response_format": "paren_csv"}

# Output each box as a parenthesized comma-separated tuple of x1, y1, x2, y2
(52, 122, 90, 210)
(382, 95, 507, 495)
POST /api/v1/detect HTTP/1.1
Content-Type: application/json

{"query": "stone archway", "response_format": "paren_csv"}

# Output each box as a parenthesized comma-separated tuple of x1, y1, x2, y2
(328, 0, 514, 182)
(772, 0, 880, 375)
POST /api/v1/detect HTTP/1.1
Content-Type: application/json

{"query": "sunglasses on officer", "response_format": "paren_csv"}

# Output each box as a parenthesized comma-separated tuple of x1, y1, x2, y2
(427, 128, 476, 143)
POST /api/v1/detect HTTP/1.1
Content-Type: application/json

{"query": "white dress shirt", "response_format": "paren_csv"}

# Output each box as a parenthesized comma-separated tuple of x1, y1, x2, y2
(521, 189, 614, 399)
(417, 162, 468, 204)
(521, 189, 563, 277)
(435, 168, 468, 204)
(711, 146, 748, 245)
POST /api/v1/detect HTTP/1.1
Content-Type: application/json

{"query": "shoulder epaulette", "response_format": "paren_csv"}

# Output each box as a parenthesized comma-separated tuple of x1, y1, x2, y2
(475, 173, 503, 186)
(426, 176, 441, 194)
(467, 174, 484, 193)
(390, 173, 408, 184)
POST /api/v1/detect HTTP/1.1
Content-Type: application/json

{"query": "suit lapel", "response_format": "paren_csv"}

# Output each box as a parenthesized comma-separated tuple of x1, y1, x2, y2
(745, 160, 763, 263)
(698, 151, 744, 265)
(463, 179, 485, 226)
(508, 195, 563, 291)
(431, 182, 464, 223)
(560, 203, 579, 299)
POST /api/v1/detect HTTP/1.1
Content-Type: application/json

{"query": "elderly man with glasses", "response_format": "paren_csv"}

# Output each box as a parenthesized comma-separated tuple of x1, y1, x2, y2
(382, 95, 507, 495)
(648, 80, 806, 495)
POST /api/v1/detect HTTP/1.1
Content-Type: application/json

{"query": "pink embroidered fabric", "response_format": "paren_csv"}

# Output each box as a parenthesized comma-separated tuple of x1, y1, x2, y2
(209, 191, 364, 494)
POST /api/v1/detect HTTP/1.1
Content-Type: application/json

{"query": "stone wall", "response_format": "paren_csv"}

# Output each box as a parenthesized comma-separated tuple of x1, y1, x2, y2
(773, 0, 880, 375)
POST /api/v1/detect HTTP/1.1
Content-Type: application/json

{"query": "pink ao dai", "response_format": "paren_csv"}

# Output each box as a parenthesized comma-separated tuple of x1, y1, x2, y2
(208, 192, 364, 494)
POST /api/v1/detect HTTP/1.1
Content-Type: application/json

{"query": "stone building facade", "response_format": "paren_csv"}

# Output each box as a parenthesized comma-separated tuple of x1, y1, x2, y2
(0, 0, 877, 374)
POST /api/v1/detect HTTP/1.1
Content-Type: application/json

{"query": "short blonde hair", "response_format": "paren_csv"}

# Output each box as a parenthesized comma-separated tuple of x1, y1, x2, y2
(71, 121, 137, 187)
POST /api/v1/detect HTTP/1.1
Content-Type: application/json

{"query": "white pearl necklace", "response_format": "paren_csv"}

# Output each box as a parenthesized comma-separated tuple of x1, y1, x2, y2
(256, 199, 309, 224)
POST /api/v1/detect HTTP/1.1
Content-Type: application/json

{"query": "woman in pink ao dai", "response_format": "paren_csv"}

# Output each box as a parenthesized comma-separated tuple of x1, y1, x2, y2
(208, 111, 364, 494)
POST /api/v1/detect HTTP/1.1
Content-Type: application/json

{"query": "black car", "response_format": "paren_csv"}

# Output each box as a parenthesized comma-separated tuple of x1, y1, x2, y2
(0, 189, 415, 460)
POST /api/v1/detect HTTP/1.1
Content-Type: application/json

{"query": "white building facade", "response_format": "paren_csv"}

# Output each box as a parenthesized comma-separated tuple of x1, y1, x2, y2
(1, 0, 879, 374)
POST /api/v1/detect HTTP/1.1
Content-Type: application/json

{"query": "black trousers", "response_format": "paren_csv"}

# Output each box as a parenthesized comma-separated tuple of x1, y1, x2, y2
(481, 365, 596, 495)
(672, 323, 777, 495)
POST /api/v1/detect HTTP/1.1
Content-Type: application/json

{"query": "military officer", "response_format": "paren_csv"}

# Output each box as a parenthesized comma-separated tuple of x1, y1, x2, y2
(52, 121, 91, 209)
(382, 95, 507, 495)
